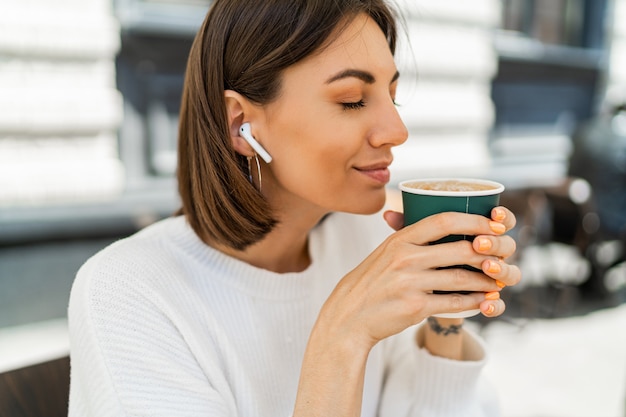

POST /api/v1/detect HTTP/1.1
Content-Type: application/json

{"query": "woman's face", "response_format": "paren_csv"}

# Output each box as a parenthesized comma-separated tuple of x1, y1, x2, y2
(255, 13, 408, 217)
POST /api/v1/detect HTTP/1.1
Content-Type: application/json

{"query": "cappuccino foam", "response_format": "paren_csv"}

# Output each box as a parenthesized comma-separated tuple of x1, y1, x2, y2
(405, 180, 498, 192)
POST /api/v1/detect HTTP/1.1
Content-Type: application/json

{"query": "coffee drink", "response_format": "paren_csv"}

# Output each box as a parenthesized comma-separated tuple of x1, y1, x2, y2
(403, 180, 499, 192)
(399, 177, 505, 318)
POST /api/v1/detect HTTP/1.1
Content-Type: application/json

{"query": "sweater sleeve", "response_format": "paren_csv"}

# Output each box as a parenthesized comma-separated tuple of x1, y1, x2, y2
(67, 246, 236, 417)
(377, 323, 500, 417)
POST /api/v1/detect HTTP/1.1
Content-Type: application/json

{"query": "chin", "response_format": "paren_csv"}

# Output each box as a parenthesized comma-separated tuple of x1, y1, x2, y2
(346, 193, 387, 215)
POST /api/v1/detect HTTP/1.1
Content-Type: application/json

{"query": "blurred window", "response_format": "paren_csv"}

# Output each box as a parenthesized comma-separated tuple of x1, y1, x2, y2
(492, 0, 608, 132)
(502, 0, 586, 47)
(0, 0, 209, 347)
(489, 0, 608, 189)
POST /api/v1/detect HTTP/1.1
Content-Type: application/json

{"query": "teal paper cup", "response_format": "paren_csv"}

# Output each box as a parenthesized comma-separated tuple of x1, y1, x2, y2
(399, 178, 505, 318)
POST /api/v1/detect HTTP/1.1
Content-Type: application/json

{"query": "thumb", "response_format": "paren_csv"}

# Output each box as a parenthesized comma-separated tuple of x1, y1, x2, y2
(383, 210, 405, 231)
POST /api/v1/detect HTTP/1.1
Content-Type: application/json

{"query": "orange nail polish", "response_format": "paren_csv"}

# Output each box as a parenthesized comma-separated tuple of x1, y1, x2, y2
(485, 291, 500, 300)
(496, 280, 506, 288)
(486, 304, 495, 315)
(493, 208, 506, 222)
(489, 221, 506, 234)
(486, 260, 501, 274)
(477, 237, 492, 252)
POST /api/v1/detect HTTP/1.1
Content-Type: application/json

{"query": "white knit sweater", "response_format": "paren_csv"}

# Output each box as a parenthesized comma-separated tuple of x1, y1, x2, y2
(68, 212, 498, 417)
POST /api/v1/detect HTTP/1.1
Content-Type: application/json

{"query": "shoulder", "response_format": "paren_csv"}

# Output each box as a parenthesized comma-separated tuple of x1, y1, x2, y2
(69, 216, 194, 318)
(77, 216, 188, 281)
(67, 216, 209, 365)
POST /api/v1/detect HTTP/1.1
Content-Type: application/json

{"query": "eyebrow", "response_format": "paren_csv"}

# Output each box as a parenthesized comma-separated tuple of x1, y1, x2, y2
(325, 69, 400, 85)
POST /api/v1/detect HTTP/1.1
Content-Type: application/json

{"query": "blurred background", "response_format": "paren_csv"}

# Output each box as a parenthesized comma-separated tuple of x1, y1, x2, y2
(0, 0, 625, 416)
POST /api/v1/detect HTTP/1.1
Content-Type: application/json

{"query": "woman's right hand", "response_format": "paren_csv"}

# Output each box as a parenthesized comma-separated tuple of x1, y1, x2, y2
(294, 209, 519, 416)
(312, 209, 519, 352)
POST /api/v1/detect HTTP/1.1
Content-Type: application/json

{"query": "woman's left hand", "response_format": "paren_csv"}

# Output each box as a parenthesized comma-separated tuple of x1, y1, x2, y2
(383, 206, 521, 317)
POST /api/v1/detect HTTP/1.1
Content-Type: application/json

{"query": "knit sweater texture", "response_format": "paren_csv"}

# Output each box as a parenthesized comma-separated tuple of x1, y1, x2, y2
(68, 212, 498, 417)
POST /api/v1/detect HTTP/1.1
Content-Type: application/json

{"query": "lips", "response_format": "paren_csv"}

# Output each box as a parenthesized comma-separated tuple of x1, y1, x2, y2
(355, 160, 392, 184)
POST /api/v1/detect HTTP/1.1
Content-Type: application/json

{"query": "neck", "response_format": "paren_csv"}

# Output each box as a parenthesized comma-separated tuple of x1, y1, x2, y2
(217, 209, 327, 274)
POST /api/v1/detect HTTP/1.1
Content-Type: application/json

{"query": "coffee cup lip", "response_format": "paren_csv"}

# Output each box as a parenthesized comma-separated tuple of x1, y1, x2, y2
(399, 177, 505, 197)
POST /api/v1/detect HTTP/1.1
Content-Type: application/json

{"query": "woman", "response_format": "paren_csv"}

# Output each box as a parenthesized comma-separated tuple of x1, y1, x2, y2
(68, 1, 520, 416)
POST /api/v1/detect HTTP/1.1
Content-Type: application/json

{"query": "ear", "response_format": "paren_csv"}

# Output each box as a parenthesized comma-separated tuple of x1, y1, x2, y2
(224, 90, 256, 157)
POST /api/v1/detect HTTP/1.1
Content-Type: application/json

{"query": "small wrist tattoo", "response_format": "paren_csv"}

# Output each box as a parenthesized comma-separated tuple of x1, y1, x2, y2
(427, 317, 462, 336)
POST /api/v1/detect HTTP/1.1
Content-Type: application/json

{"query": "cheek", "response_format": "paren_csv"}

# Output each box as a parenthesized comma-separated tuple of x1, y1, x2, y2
(273, 122, 356, 180)
(268, 147, 386, 215)
(277, 148, 347, 190)
(269, 146, 347, 203)
(265, 109, 374, 205)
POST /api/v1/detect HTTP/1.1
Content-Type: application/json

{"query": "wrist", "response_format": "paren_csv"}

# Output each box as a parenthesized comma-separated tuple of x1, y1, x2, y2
(295, 322, 370, 416)
(426, 317, 463, 336)
(307, 314, 374, 361)
(418, 317, 465, 360)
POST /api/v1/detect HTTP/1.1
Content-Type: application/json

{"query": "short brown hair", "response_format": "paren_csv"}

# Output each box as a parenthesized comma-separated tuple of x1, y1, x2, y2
(177, 0, 399, 250)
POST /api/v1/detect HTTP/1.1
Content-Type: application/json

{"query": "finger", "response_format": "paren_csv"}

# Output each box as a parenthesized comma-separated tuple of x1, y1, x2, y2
(472, 234, 517, 258)
(399, 239, 481, 272)
(480, 298, 506, 317)
(426, 291, 486, 317)
(401, 212, 509, 246)
(420, 265, 502, 293)
(400, 238, 508, 280)
(491, 206, 516, 231)
(480, 259, 522, 287)
(383, 210, 404, 231)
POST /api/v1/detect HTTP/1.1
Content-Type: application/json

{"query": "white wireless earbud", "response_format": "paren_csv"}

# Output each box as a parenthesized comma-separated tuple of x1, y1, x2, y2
(239, 123, 272, 163)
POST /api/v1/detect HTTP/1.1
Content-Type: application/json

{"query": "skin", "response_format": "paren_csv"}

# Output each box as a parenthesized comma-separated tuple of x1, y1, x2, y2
(222, 13, 521, 417)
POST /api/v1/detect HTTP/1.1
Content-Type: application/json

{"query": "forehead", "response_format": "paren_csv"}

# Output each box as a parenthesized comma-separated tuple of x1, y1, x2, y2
(284, 14, 396, 82)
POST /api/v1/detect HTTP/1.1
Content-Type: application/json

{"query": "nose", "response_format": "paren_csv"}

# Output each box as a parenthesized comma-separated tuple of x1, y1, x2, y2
(370, 99, 408, 148)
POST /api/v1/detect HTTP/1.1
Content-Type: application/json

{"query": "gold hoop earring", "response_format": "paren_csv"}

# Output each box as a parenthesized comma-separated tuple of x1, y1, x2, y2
(246, 154, 262, 191)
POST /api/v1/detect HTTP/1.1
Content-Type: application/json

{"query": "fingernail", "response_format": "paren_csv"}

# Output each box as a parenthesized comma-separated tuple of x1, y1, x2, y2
(485, 304, 496, 315)
(486, 260, 501, 274)
(496, 280, 506, 288)
(489, 221, 506, 234)
(493, 208, 506, 222)
(485, 291, 501, 300)
(476, 237, 492, 252)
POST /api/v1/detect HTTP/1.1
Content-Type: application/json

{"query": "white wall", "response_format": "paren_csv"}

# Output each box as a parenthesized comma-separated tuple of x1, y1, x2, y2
(0, 0, 501, 203)
(605, 0, 626, 107)
(392, 0, 500, 182)
(0, 0, 124, 205)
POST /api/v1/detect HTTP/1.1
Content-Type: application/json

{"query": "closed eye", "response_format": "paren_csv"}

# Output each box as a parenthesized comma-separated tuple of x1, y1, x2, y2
(342, 100, 366, 110)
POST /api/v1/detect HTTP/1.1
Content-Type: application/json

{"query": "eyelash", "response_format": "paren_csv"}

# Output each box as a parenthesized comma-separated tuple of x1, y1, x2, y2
(342, 100, 366, 110)
(341, 98, 400, 110)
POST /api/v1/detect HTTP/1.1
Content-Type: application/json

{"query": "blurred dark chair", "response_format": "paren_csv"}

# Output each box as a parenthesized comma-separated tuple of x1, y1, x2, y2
(0, 356, 70, 417)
